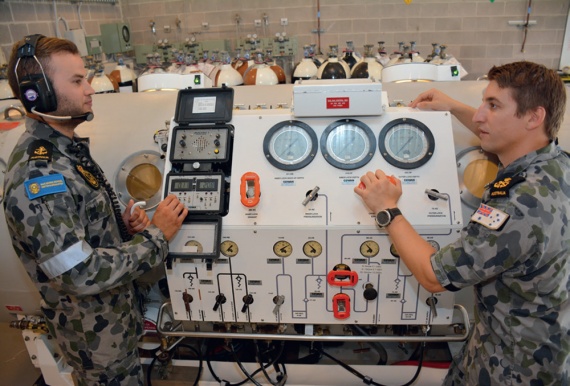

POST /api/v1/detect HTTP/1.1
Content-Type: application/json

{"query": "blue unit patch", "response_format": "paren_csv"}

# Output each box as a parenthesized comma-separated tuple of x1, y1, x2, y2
(24, 174, 67, 200)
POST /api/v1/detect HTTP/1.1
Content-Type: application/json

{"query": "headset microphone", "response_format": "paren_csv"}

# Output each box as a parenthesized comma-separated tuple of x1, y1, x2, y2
(31, 107, 94, 122)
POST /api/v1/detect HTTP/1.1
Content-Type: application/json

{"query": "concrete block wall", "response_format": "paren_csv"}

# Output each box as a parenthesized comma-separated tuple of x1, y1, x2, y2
(0, 0, 568, 79)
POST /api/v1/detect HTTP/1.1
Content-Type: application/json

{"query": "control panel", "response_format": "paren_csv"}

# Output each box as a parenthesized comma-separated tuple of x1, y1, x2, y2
(165, 173, 225, 213)
(163, 84, 463, 327)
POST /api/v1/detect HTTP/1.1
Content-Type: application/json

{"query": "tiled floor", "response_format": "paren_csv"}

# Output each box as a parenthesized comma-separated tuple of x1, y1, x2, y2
(0, 322, 42, 386)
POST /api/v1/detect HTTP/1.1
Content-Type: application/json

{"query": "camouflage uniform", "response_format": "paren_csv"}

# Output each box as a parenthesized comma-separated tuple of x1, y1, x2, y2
(3, 119, 169, 385)
(431, 142, 570, 385)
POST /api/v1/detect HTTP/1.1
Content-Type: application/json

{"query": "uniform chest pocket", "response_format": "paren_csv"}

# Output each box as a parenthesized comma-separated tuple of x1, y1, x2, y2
(85, 194, 112, 224)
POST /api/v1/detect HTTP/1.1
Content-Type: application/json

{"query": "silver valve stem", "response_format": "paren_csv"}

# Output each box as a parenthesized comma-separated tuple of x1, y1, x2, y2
(302, 186, 320, 206)
(425, 189, 448, 201)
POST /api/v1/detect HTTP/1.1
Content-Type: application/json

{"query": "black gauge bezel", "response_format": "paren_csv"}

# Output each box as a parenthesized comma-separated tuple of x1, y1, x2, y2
(263, 120, 318, 171)
(320, 119, 376, 170)
(379, 118, 435, 169)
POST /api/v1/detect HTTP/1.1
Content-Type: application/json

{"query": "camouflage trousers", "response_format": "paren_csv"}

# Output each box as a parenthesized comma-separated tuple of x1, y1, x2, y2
(72, 349, 143, 386)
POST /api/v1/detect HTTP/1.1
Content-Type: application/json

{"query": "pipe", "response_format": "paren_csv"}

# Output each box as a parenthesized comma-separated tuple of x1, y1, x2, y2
(156, 302, 471, 343)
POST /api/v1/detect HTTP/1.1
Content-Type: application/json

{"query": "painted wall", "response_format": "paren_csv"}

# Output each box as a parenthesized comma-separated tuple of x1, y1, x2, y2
(0, 0, 568, 79)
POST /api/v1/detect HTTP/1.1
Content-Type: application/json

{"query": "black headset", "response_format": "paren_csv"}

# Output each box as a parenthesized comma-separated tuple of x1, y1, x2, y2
(15, 34, 58, 114)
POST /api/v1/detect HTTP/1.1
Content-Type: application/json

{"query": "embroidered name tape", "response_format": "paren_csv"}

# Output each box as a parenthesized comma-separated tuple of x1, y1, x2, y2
(471, 203, 509, 230)
(24, 173, 67, 200)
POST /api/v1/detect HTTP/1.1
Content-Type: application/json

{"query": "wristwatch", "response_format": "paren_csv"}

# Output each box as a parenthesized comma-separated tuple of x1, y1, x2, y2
(375, 208, 402, 228)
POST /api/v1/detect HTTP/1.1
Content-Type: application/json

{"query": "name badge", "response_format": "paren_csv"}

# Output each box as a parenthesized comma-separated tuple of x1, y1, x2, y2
(24, 174, 67, 200)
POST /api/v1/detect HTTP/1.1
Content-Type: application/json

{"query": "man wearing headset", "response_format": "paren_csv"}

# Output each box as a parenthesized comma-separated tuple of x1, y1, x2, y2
(4, 35, 188, 385)
(355, 61, 569, 385)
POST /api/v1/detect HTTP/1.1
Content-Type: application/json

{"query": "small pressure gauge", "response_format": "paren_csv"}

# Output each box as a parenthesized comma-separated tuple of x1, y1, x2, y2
(360, 240, 380, 258)
(263, 120, 318, 171)
(303, 240, 323, 258)
(273, 240, 293, 257)
(320, 119, 376, 170)
(379, 118, 435, 169)
(220, 240, 239, 257)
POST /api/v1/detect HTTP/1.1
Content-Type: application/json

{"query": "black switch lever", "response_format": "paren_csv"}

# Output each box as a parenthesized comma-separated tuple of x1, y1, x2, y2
(213, 293, 226, 311)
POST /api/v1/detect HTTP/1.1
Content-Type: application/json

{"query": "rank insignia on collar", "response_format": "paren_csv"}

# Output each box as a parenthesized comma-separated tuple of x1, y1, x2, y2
(489, 174, 525, 198)
(75, 164, 99, 189)
(27, 140, 53, 163)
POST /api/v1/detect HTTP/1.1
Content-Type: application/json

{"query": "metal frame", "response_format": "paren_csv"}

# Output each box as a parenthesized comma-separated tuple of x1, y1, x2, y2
(156, 301, 471, 343)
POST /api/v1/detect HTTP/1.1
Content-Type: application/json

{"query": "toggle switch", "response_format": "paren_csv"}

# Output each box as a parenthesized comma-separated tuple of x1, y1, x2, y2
(426, 295, 438, 318)
(332, 293, 351, 319)
(183, 291, 193, 319)
(272, 295, 285, 315)
(241, 294, 254, 313)
(213, 293, 226, 311)
(425, 189, 448, 201)
(302, 186, 320, 206)
(240, 172, 261, 207)
(182, 292, 193, 311)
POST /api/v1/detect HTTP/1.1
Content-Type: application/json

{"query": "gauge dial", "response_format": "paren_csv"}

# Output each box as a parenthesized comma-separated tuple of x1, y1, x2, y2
(389, 243, 400, 257)
(220, 240, 239, 257)
(360, 240, 380, 258)
(303, 240, 323, 258)
(273, 240, 293, 257)
(263, 121, 317, 171)
(321, 119, 376, 170)
(185, 240, 203, 253)
(379, 118, 435, 169)
(427, 240, 440, 251)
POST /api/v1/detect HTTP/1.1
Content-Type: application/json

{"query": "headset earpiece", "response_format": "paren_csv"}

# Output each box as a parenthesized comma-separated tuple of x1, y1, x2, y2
(19, 74, 57, 113)
(15, 34, 58, 113)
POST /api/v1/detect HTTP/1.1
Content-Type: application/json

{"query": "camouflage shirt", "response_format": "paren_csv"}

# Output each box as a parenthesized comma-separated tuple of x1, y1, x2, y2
(431, 142, 570, 385)
(3, 119, 169, 374)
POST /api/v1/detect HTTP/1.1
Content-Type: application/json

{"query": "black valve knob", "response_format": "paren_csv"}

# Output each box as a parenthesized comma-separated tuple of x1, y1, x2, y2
(179, 139, 186, 147)
(363, 284, 378, 301)
(213, 294, 226, 311)
(241, 294, 254, 313)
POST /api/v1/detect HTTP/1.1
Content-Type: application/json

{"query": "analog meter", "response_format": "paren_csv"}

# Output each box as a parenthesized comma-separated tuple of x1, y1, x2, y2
(379, 118, 435, 169)
(263, 120, 318, 171)
(320, 119, 376, 170)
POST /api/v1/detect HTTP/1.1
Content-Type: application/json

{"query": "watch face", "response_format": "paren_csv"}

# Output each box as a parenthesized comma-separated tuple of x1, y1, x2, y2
(376, 210, 391, 227)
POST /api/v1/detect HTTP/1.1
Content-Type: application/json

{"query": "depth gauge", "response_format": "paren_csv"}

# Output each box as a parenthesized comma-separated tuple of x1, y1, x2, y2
(320, 119, 376, 170)
(379, 118, 435, 169)
(263, 120, 318, 171)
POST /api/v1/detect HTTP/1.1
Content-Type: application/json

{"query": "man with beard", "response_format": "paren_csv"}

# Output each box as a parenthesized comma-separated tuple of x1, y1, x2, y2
(4, 35, 188, 385)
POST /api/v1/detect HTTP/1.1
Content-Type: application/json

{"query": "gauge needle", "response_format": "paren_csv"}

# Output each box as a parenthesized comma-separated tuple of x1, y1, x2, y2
(396, 136, 414, 155)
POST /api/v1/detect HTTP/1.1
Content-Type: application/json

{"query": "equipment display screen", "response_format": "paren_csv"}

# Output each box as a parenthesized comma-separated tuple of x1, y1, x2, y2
(171, 179, 192, 192)
(196, 179, 218, 192)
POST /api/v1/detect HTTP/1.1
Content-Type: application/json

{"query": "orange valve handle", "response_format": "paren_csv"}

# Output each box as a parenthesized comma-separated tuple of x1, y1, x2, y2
(240, 172, 261, 207)
(327, 270, 359, 286)
(332, 293, 351, 319)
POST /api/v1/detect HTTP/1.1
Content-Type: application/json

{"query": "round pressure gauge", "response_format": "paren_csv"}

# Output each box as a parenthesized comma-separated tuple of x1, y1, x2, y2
(379, 118, 435, 169)
(273, 240, 293, 257)
(303, 240, 323, 258)
(220, 240, 239, 257)
(320, 119, 376, 170)
(360, 240, 380, 258)
(263, 120, 318, 171)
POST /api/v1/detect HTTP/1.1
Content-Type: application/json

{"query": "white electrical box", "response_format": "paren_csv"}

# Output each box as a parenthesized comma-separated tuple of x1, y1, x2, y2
(293, 79, 384, 117)
(64, 29, 89, 57)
